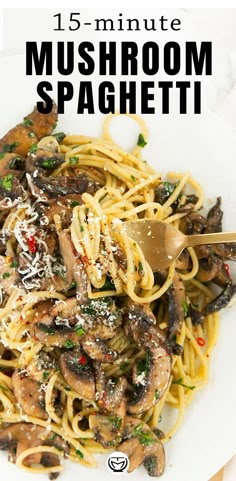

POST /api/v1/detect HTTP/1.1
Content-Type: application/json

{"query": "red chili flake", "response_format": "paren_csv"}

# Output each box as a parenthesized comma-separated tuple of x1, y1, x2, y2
(224, 263, 230, 277)
(197, 337, 205, 347)
(78, 355, 87, 365)
(27, 235, 37, 253)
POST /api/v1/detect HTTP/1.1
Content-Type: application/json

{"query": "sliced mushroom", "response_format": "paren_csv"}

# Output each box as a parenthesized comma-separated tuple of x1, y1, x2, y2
(176, 194, 199, 213)
(26, 149, 65, 175)
(196, 256, 222, 283)
(124, 303, 171, 415)
(188, 304, 204, 326)
(89, 409, 125, 448)
(203, 285, 236, 315)
(81, 337, 118, 363)
(180, 212, 207, 235)
(32, 173, 100, 198)
(0, 103, 57, 157)
(212, 243, 236, 261)
(59, 348, 95, 400)
(44, 194, 83, 229)
(94, 363, 127, 412)
(30, 299, 80, 347)
(119, 416, 165, 476)
(0, 153, 25, 178)
(58, 230, 88, 303)
(212, 263, 232, 288)
(166, 273, 186, 339)
(0, 423, 68, 472)
(11, 370, 47, 420)
(0, 176, 25, 202)
(205, 197, 223, 233)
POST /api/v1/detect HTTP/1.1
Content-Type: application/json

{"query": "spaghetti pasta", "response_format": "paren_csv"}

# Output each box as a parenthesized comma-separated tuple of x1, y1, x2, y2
(0, 106, 234, 478)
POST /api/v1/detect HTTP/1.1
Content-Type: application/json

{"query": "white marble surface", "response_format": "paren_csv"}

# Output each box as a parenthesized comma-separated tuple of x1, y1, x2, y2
(0, 7, 236, 481)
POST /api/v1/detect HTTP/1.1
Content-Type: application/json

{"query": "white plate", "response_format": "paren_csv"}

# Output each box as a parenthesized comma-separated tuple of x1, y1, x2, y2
(0, 54, 236, 481)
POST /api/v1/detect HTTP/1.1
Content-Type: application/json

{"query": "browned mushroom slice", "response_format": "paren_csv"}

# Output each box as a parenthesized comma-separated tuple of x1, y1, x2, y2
(26, 149, 65, 175)
(59, 349, 95, 400)
(166, 273, 186, 339)
(0, 153, 25, 178)
(0, 103, 57, 157)
(180, 211, 207, 235)
(119, 416, 165, 476)
(124, 303, 171, 415)
(79, 298, 122, 340)
(11, 370, 47, 420)
(0, 423, 68, 472)
(24, 102, 58, 139)
(212, 243, 236, 261)
(205, 197, 223, 233)
(196, 256, 222, 283)
(89, 411, 124, 448)
(30, 299, 79, 347)
(212, 263, 232, 288)
(44, 194, 83, 229)
(203, 284, 236, 315)
(94, 364, 127, 412)
(0, 423, 46, 466)
(188, 304, 204, 326)
(0, 175, 25, 202)
(81, 337, 118, 363)
(176, 194, 199, 213)
(32, 173, 100, 198)
(58, 230, 88, 303)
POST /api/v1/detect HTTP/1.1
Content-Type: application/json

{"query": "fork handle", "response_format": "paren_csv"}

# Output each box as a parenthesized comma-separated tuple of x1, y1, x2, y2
(186, 232, 236, 247)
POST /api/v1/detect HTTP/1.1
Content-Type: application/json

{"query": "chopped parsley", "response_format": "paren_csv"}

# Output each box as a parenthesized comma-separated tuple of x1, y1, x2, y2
(172, 377, 196, 390)
(80, 225, 84, 232)
(63, 339, 76, 349)
(0, 384, 8, 392)
(137, 133, 147, 148)
(53, 132, 66, 143)
(76, 449, 84, 459)
(29, 143, 38, 154)
(41, 158, 56, 169)
(75, 325, 85, 336)
(0, 174, 13, 192)
(37, 323, 56, 335)
(23, 118, 33, 127)
(2, 141, 19, 153)
(182, 300, 188, 318)
(69, 156, 78, 165)
(154, 389, 160, 400)
(2, 272, 10, 279)
(64, 386, 71, 392)
(131, 175, 136, 182)
(136, 358, 148, 376)
(48, 432, 57, 441)
(120, 362, 129, 372)
(70, 200, 80, 208)
(99, 192, 108, 203)
(9, 156, 22, 169)
(138, 261, 144, 276)
(53, 122, 58, 130)
(42, 371, 50, 381)
(107, 416, 122, 430)
(132, 423, 157, 446)
(28, 131, 35, 138)
(0, 153, 6, 160)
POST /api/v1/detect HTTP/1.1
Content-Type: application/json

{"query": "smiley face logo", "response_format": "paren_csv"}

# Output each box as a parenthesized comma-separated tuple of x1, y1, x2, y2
(106, 451, 129, 473)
